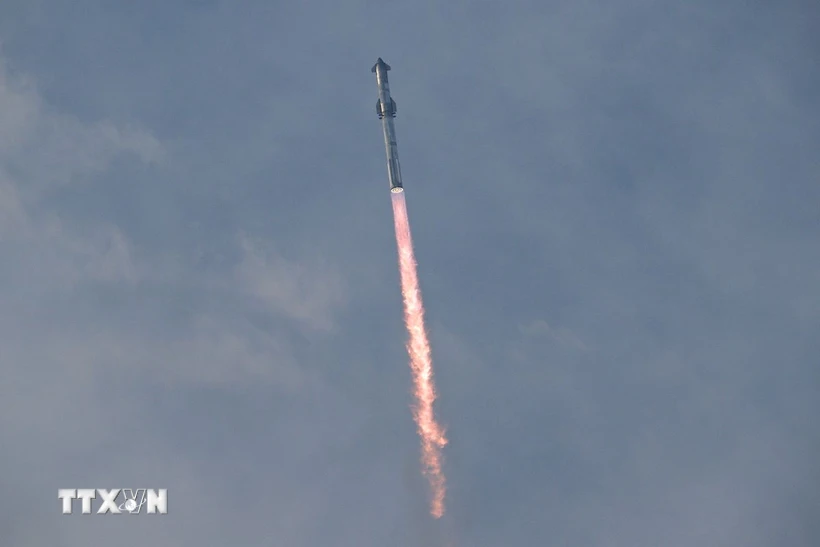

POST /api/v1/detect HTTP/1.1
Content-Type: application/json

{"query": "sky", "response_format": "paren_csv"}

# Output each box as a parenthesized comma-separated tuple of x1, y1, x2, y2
(0, 1, 818, 545)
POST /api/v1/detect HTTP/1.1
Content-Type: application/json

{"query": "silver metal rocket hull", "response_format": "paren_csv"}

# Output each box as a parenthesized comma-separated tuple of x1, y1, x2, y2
(372, 58, 404, 193)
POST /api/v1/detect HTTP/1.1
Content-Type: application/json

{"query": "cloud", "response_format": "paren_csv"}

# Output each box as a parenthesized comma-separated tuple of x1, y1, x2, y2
(0, 50, 343, 398)
(0, 58, 161, 197)
(134, 313, 309, 389)
(0, 168, 26, 234)
(234, 233, 347, 331)
(520, 318, 591, 351)
(0, 54, 159, 288)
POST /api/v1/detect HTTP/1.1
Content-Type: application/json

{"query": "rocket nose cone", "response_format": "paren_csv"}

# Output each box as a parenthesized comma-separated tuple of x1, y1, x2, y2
(372, 58, 391, 72)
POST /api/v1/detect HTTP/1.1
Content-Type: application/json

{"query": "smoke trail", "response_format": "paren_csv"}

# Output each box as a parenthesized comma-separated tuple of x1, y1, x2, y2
(391, 191, 448, 518)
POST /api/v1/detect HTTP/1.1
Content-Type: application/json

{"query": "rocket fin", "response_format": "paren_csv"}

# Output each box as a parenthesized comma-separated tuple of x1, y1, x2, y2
(372, 58, 392, 72)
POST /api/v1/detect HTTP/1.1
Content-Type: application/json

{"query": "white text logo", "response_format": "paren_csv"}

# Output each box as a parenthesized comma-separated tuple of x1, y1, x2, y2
(58, 489, 168, 515)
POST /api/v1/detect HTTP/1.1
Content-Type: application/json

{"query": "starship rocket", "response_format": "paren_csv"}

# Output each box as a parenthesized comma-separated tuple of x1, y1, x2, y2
(372, 57, 404, 193)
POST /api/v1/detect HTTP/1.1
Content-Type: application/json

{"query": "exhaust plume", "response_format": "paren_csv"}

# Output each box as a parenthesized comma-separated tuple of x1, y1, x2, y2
(391, 191, 448, 518)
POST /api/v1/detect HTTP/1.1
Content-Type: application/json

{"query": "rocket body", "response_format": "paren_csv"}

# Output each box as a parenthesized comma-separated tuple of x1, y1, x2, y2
(372, 58, 404, 193)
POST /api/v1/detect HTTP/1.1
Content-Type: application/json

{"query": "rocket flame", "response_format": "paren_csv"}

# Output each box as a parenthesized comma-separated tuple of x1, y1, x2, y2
(391, 191, 448, 518)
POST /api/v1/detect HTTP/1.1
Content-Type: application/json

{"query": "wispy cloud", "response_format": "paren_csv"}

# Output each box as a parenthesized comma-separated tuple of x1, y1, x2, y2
(520, 318, 591, 351)
(235, 233, 347, 331)
(0, 58, 161, 195)
(0, 55, 159, 287)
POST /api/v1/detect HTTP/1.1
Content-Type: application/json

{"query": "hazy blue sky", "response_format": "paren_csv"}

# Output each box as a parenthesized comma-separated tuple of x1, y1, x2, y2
(0, 1, 817, 545)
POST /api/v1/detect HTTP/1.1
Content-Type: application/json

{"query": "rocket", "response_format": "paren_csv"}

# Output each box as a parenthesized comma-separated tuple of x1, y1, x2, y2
(372, 58, 404, 193)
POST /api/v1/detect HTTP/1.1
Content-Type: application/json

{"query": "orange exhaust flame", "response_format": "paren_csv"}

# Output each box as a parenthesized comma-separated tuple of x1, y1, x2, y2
(391, 191, 448, 518)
